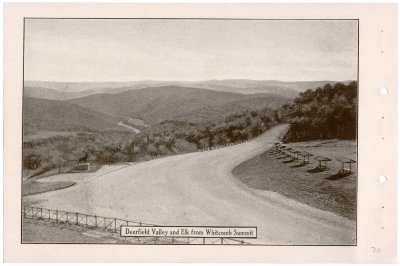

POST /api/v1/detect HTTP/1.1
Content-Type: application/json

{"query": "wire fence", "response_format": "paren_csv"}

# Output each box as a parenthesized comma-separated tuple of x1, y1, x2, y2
(23, 205, 251, 245)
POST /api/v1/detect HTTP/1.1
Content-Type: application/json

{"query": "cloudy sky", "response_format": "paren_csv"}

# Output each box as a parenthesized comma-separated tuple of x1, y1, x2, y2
(25, 19, 358, 82)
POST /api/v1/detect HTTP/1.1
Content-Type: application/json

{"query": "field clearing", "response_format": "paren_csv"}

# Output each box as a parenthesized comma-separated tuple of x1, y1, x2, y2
(232, 139, 357, 220)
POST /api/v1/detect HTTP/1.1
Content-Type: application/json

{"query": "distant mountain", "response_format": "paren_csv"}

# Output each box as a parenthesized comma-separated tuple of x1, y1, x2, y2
(23, 97, 123, 133)
(69, 86, 291, 124)
(186, 82, 299, 98)
(192, 79, 354, 93)
(23, 87, 101, 101)
(24, 80, 162, 92)
(24, 79, 354, 100)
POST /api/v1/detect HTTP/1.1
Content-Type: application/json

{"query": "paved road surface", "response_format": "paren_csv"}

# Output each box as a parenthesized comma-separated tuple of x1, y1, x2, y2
(25, 125, 356, 245)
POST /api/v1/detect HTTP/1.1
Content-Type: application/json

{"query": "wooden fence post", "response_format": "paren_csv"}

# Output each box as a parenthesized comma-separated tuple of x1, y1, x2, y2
(40, 207, 43, 219)
(56, 210, 58, 222)
(114, 218, 117, 232)
(94, 215, 97, 228)
(76, 212, 79, 225)
(66, 212, 68, 223)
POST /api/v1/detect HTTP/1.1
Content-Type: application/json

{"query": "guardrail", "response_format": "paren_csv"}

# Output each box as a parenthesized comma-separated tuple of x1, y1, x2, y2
(198, 138, 253, 152)
(23, 206, 251, 245)
(274, 142, 356, 173)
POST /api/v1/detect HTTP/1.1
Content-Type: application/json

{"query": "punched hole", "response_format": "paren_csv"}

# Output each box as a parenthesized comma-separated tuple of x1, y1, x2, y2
(380, 87, 388, 95)
(379, 175, 387, 184)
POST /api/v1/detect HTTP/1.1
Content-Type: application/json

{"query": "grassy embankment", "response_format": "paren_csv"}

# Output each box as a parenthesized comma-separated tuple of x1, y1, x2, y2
(23, 161, 106, 196)
(232, 139, 356, 220)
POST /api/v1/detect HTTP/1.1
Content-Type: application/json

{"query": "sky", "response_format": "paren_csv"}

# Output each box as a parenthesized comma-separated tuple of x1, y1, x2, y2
(24, 19, 358, 82)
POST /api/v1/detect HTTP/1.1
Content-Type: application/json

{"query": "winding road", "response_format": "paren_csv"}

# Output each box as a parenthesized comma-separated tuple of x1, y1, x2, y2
(118, 122, 140, 133)
(25, 125, 356, 245)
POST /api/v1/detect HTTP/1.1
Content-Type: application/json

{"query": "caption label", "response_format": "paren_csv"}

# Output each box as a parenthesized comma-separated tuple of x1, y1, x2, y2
(120, 226, 257, 238)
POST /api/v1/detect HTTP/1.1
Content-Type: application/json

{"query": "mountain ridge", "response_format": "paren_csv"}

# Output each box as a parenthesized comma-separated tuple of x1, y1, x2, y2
(24, 79, 354, 100)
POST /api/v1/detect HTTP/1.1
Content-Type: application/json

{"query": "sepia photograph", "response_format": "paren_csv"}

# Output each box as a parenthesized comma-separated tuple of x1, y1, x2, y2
(21, 18, 359, 246)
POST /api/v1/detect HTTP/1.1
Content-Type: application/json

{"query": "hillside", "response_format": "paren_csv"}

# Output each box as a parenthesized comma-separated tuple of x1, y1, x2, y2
(23, 97, 122, 133)
(24, 87, 101, 101)
(24, 87, 73, 100)
(68, 86, 290, 124)
(170, 94, 288, 123)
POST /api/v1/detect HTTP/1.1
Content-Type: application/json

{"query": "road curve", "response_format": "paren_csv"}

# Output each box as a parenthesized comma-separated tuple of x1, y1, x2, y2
(25, 125, 356, 245)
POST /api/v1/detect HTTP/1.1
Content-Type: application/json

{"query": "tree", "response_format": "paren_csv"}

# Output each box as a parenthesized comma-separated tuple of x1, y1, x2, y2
(24, 154, 41, 169)
(278, 81, 357, 141)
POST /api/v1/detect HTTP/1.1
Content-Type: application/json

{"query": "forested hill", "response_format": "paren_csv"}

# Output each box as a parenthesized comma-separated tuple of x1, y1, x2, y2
(68, 86, 290, 124)
(23, 97, 121, 133)
(276, 81, 357, 142)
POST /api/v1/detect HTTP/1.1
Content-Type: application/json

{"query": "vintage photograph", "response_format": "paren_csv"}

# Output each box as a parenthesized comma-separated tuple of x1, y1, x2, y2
(22, 18, 358, 245)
